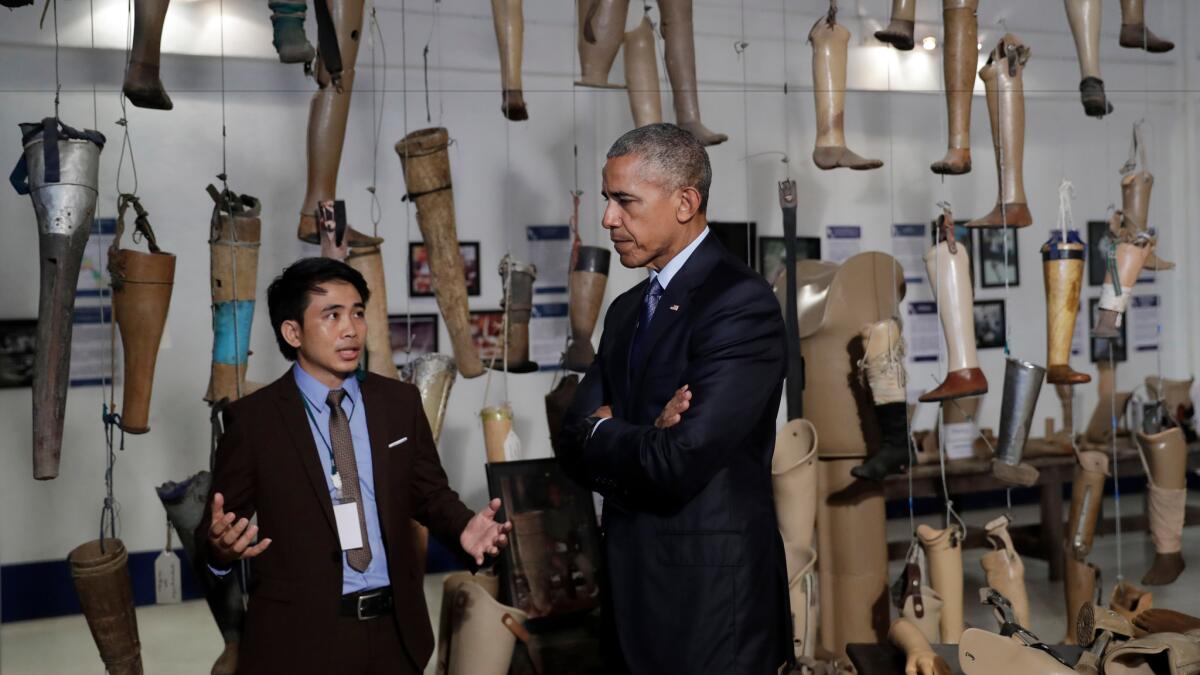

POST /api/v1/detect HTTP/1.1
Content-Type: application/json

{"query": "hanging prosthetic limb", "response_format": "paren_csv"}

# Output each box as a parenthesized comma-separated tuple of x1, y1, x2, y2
(109, 194, 176, 434)
(1063, 0, 1112, 117)
(890, 618, 953, 675)
(494, 256, 538, 372)
(481, 404, 520, 463)
(809, 11, 882, 170)
(851, 319, 911, 481)
(347, 243, 399, 379)
(576, 0, 628, 88)
(12, 118, 106, 480)
(395, 128, 484, 378)
(992, 358, 1045, 486)
(1063, 449, 1108, 643)
(1092, 218, 1155, 339)
(1146, 376, 1196, 441)
(268, 0, 316, 64)
(1120, 124, 1174, 270)
(772, 420, 819, 664)
(931, 0, 979, 175)
(565, 247, 610, 372)
(658, 0, 727, 145)
(623, 16, 663, 128)
(1118, 0, 1174, 52)
(1063, 552, 1101, 645)
(920, 211, 987, 402)
(1042, 230, 1090, 384)
(205, 185, 261, 405)
(875, 0, 916, 50)
(917, 524, 964, 644)
(123, 0, 174, 110)
(491, 0, 528, 120)
(68, 539, 144, 675)
(980, 515, 1030, 628)
(1139, 426, 1188, 585)
(968, 35, 1033, 227)
(408, 354, 457, 442)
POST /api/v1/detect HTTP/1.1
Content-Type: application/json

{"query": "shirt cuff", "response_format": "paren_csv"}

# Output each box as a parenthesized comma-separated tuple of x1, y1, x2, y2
(589, 417, 609, 439)
(208, 563, 233, 577)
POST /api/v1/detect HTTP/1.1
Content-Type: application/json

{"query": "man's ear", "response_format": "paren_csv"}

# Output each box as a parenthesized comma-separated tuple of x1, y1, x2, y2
(281, 319, 303, 349)
(676, 186, 703, 223)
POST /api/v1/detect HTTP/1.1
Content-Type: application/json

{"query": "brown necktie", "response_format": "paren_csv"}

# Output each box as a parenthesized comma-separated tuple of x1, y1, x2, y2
(327, 389, 372, 572)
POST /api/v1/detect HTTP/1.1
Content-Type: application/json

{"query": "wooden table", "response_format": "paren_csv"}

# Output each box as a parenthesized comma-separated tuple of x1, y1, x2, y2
(846, 642, 1085, 675)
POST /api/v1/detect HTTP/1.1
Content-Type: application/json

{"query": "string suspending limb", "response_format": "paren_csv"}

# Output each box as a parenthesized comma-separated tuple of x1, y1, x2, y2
(99, 403, 127, 550)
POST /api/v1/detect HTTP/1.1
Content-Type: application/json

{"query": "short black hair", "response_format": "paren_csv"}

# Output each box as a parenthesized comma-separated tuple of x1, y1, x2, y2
(267, 257, 371, 361)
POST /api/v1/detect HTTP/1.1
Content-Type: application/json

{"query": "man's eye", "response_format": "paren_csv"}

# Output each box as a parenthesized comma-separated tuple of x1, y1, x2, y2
(601, 194, 610, 202)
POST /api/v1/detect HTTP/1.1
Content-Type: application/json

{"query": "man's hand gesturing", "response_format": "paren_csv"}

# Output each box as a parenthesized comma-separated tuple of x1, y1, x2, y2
(460, 498, 513, 566)
(208, 492, 272, 566)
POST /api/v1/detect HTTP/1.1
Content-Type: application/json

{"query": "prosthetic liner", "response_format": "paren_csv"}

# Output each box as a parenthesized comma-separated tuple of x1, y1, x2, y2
(992, 358, 1045, 487)
(968, 34, 1032, 227)
(1041, 230, 1090, 384)
(205, 184, 261, 405)
(566, 246, 610, 372)
(68, 539, 143, 675)
(481, 404, 520, 463)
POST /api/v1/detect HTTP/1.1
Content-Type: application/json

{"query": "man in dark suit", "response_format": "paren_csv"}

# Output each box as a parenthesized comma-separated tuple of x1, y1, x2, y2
(194, 257, 511, 674)
(558, 123, 792, 673)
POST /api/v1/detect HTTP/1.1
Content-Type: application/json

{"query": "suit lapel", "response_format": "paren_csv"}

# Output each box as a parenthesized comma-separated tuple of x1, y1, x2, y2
(360, 375, 395, 538)
(607, 281, 644, 411)
(275, 376, 337, 533)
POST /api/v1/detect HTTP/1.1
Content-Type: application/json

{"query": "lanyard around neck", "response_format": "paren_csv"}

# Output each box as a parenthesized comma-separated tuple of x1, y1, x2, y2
(299, 393, 347, 491)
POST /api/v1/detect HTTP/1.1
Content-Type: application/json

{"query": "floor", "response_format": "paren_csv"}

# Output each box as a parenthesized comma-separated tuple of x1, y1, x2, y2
(4, 496, 1200, 674)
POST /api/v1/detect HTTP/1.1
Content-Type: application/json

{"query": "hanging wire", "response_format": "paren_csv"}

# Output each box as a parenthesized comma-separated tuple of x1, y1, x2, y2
(399, 0, 415, 361)
(1108, 348, 1124, 580)
(367, 6, 387, 235)
(115, 0, 140, 196)
(51, 0, 61, 117)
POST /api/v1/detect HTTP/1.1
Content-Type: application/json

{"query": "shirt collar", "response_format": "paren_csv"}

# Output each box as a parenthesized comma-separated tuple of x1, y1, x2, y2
(650, 227, 709, 290)
(292, 362, 361, 413)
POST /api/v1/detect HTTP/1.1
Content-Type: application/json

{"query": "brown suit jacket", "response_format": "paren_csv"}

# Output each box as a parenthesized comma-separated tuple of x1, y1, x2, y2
(194, 370, 475, 674)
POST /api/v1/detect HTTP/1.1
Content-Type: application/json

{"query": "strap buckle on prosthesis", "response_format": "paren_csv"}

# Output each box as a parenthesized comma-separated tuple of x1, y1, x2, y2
(979, 588, 1072, 667)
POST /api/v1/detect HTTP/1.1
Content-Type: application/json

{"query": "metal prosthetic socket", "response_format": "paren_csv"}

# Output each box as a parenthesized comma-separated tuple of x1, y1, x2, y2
(623, 17, 663, 128)
(921, 211, 987, 402)
(658, 0, 727, 145)
(875, 0, 916, 50)
(491, 0, 528, 120)
(968, 34, 1033, 227)
(918, 524, 964, 644)
(205, 184, 261, 405)
(575, 0, 628, 89)
(123, 0, 174, 109)
(851, 319, 911, 481)
(494, 256, 538, 372)
(1139, 425, 1188, 585)
(992, 358, 1044, 486)
(809, 11, 882, 170)
(931, 0, 979, 175)
(69, 539, 144, 675)
(566, 246, 610, 372)
(1041, 230, 1090, 385)
(1118, 0, 1174, 52)
(1064, 0, 1112, 117)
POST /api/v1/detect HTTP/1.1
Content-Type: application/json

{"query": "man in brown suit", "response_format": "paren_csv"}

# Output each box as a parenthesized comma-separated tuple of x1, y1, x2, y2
(195, 257, 511, 674)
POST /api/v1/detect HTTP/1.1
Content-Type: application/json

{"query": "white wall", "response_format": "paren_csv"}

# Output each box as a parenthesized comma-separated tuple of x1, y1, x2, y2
(0, 0, 1194, 565)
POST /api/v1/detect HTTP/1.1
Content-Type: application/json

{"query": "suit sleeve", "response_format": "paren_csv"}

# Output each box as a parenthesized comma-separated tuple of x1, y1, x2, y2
(555, 329, 609, 490)
(581, 283, 785, 511)
(408, 390, 475, 563)
(193, 404, 257, 578)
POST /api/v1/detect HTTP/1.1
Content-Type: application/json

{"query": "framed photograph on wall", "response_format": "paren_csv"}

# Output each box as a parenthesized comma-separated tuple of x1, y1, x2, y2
(469, 310, 505, 361)
(931, 219, 976, 288)
(485, 458, 602, 623)
(409, 241, 481, 297)
(0, 319, 37, 388)
(973, 299, 1006, 349)
(977, 228, 1019, 288)
(1087, 220, 1109, 287)
(1089, 297, 1127, 362)
(709, 221, 757, 268)
(757, 236, 821, 283)
(387, 314, 438, 368)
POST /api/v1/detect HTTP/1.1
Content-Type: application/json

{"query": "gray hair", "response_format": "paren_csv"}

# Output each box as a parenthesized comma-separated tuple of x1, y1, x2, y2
(606, 123, 712, 213)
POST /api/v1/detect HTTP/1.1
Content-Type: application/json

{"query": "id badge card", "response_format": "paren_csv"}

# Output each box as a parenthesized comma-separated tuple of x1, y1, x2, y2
(333, 499, 364, 551)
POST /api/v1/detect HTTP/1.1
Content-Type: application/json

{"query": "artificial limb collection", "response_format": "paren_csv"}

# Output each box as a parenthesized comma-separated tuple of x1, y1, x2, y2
(809, 5, 883, 171)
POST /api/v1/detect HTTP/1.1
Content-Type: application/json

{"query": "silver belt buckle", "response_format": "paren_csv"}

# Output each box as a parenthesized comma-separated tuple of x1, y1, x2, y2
(357, 590, 383, 620)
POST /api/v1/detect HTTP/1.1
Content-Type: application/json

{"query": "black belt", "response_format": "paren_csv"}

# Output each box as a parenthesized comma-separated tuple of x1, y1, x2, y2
(339, 587, 394, 620)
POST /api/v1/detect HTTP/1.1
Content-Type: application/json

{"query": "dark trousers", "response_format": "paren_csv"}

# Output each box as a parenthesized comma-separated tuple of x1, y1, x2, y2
(333, 614, 419, 675)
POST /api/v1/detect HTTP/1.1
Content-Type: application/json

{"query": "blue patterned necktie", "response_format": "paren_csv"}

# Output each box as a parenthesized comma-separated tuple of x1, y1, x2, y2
(629, 277, 664, 370)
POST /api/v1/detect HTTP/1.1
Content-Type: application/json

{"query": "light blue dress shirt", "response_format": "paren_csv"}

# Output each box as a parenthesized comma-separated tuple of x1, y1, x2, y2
(292, 364, 392, 595)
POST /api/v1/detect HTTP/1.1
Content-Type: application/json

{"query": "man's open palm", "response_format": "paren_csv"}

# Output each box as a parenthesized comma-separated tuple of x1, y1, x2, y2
(460, 498, 513, 565)
(208, 492, 272, 566)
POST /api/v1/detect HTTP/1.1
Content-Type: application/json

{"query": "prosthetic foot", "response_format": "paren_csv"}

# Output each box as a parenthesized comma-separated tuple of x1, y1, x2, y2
(623, 16, 662, 128)
(889, 618, 953, 675)
(1065, 0, 1112, 117)
(968, 34, 1033, 227)
(123, 0, 173, 109)
(659, 0, 727, 145)
(852, 319, 911, 481)
(931, 0, 979, 175)
(1118, 0, 1174, 52)
(810, 14, 882, 170)
(981, 515, 1030, 628)
(921, 213, 987, 402)
(918, 524, 964, 644)
(1041, 230, 1090, 384)
(1140, 426, 1188, 585)
(875, 0, 916, 50)
(575, 0, 628, 88)
(268, 0, 316, 64)
(992, 358, 1044, 486)
(1092, 218, 1155, 339)
(491, 0, 528, 120)
(68, 539, 143, 675)
(565, 246, 610, 371)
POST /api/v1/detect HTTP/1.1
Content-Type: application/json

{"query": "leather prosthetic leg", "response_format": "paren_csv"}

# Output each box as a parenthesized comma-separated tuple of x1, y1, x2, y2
(566, 247, 610, 372)
(269, 0, 316, 64)
(1041, 230, 1090, 384)
(495, 256, 538, 372)
(395, 128, 484, 378)
(968, 35, 1033, 227)
(931, 0, 979, 175)
(576, 0, 628, 88)
(1064, 450, 1108, 643)
(992, 358, 1045, 486)
(918, 524, 964, 643)
(1064, 0, 1112, 117)
(921, 213, 987, 402)
(890, 618, 953, 675)
(1139, 426, 1188, 585)
(1118, 0, 1174, 52)
(347, 243, 399, 379)
(1092, 221, 1154, 339)
(623, 16, 662, 128)
(444, 574, 529, 675)
(851, 319, 911, 481)
(491, 0, 528, 120)
(875, 0, 916, 50)
(481, 404, 519, 463)
(1122, 172, 1173, 270)
(980, 515, 1030, 628)
(123, 0, 173, 109)
(205, 185, 261, 404)
(809, 14, 882, 170)
(13, 118, 105, 479)
(68, 539, 143, 675)
(109, 195, 176, 434)
(657, 0, 726, 145)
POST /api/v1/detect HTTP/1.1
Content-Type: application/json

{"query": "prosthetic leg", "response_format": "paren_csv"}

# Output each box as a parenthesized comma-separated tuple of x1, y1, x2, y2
(481, 404, 520, 463)
(566, 247, 610, 372)
(890, 618, 953, 675)
(346, 243, 399, 379)
(772, 419, 819, 554)
(576, 0, 628, 88)
(1146, 376, 1196, 440)
(785, 547, 818, 665)
(968, 35, 1033, 227)
(918, 524, 964, 644)
(268, 0, 316, 64)
(13, 118, 105, 480)
(851, 320, 910, 481)
(1068, 450, 1109, 560)
(1105, 633, 1200, 674)
(875, 0, 916, 50)
(436, 572, 501, 675)
(980, 515, 1030, 628)
(1122, 172, 1173, 270)
(1118, 0, 1174, 52)
(992, 358, 1044, 486)
(109, 194, 176, 434)
(491, 0, 528, 120)
(931, 0, 979, 175)
(1042, 230, 1090, 384)
(494, 256, 538, 372)
(657, 0, 726, 145)
(446, 575, 529, 675)
(1139, 426, 1188, 585)
(395, 128, 484, 378)
(123, 0, 173, 109)
(68, 539, 143, 675)
(921, 212, 987, 402)
(409, 354, 457, 442)
(809, 13, 882, 170)
(205, 185, 261, 405)
(1092, 219, 1155, 339)
(1085, 361, 1131, 444)
(1064, 552, 1101, 645)
(623, 16, 662, 128)
(1064, 0, 1112, 117)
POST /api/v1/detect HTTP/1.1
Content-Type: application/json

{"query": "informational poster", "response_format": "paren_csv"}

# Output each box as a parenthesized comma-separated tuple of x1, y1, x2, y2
(1130, 294, 1160, 352)
(825, 225, 861, 264)
(526, 225, 571, 296)
(530, 302, 570, 370)
(907, 301, 940, 363)
(70, 305, 120, 388)
(943, 421, 977, 461)
(892, 224, 927, 285)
